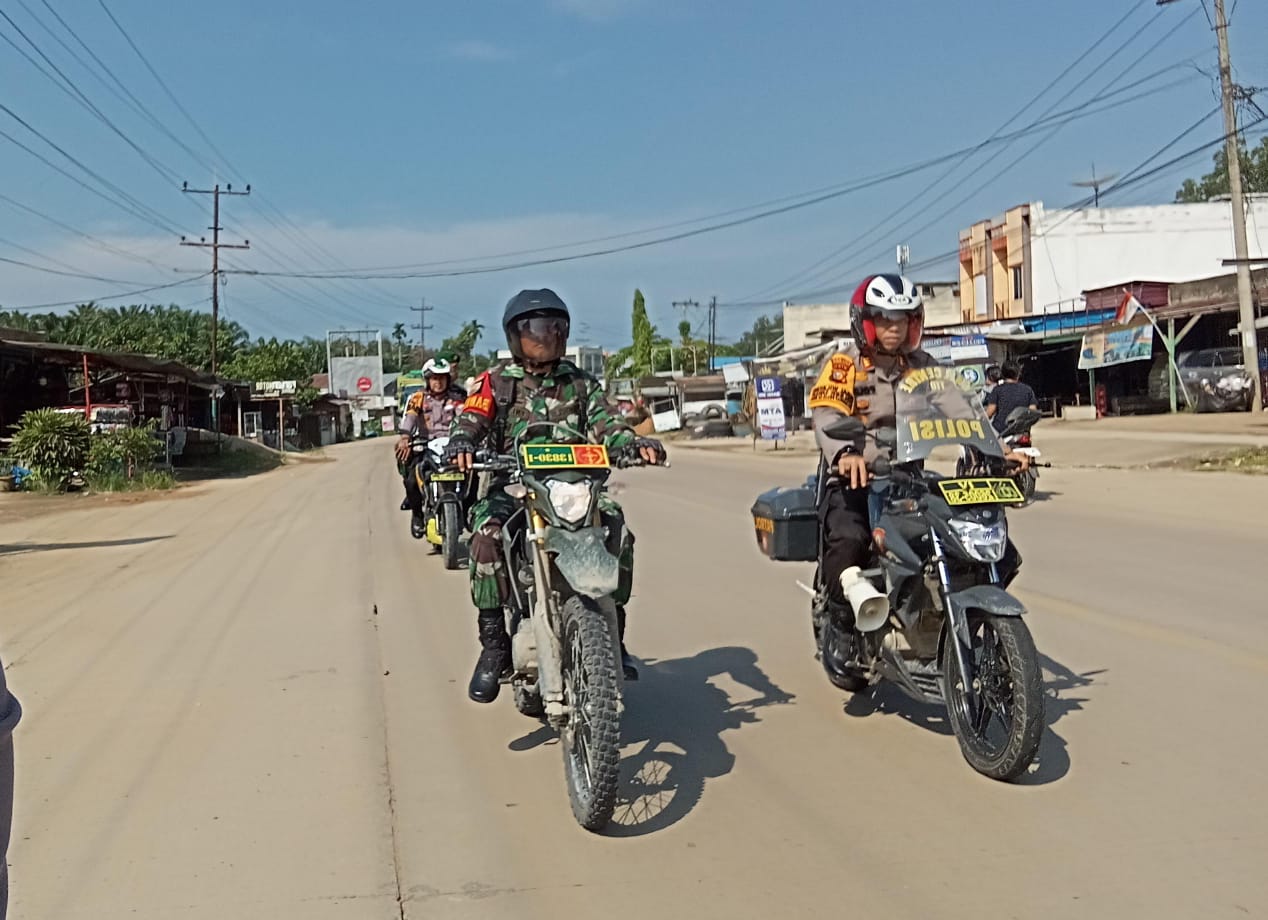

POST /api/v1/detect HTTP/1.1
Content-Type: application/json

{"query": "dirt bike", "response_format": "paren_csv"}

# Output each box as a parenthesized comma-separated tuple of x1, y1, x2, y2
(957, 406, 1048, 505)
(410, 434, 470, 570)
(470, 423, 663, 831)
(756, 367, 1045, 781)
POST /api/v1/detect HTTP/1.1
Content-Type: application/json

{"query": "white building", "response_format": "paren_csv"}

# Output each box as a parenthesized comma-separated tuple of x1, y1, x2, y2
(958, 198, 1268, 320)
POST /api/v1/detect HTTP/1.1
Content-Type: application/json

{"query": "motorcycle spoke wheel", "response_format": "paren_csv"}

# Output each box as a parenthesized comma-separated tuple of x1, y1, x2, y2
(560, 596, 621, 831)
(944, 615, 1044, 782)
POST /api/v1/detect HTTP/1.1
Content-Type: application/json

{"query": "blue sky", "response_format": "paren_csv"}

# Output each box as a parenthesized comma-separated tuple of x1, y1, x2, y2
(2, 0, 1265, 349)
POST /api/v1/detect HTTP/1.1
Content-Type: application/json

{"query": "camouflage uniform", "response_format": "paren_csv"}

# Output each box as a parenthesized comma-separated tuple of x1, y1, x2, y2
(451, 360, 637, 609)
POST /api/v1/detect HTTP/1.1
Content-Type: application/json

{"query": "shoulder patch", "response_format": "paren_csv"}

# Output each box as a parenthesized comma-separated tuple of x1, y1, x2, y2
(405, 391, 425, 413)
(462, 371, 495, 419)
(808, 353, 858, 415)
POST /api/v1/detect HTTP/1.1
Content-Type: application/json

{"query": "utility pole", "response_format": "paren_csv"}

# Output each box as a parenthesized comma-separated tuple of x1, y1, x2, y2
(1212, 0, 1261, 412)
(1160, 0, 1261, 410)
(410, 298, 434, 363)
(180, 182, 250, 377)
(672, 299, 699, 376)
(708, 295, 718, 373)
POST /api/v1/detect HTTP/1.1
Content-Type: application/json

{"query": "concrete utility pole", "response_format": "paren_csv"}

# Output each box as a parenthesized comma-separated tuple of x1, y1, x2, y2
(180, 182, 250, 377)
(1211, 0, 1262, 411)
(410, 298, 434, 358)
(708, 295, 718, 373)
(1162, 0, 1261, 409)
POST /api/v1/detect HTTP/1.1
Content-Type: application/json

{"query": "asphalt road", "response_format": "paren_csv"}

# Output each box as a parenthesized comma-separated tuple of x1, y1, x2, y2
(1, 440, 1265, 918)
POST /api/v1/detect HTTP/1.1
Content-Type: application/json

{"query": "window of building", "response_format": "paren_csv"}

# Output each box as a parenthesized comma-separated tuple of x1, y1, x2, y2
(1012, 266, 1023, 301)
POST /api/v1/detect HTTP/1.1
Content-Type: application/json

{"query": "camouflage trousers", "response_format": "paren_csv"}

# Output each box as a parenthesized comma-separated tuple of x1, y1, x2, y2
(467, 487, 635, 609)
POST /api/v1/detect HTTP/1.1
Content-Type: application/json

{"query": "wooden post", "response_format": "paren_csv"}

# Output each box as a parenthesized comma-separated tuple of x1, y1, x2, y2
(1088, 367, 1096, 411)
(1167, 317, 1177, 414)
(82, 353, 91, 418)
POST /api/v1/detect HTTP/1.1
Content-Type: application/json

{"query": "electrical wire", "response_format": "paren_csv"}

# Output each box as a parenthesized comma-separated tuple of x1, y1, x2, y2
(2, 272, 211, 311)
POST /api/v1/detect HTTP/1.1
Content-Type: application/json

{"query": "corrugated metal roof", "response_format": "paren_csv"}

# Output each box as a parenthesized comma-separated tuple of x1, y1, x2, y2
(0, 337, 216, 386)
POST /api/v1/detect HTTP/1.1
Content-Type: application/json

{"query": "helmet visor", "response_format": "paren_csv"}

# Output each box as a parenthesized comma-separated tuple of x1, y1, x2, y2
(513, 315, 568, 361)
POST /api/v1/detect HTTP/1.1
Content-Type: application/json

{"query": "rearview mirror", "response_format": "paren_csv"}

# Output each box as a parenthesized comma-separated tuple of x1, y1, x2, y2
(871, 426, 897, 450)
(821, 417, 865, 441)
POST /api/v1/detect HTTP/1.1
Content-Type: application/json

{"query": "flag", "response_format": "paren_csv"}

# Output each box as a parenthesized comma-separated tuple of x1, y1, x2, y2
(1115, 291, 1145, 325)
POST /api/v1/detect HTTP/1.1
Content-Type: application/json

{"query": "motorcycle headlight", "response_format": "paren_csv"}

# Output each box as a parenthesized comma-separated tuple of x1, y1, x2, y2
(546, 480, 593, 524)
(948, 518, 1008, 563)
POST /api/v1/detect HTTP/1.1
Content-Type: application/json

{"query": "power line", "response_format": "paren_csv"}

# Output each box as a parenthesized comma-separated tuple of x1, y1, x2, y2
(0, 192, 177, 272)
(0, 253, 149, 284)
(215, 72, 1202, 285)
(743, 5, 1203, 304)
(0, 6, 184, 186)
(0, 109, 184, 235)
(735, 0, 1159, 304)
(738, 113, 1268, 308)
(1, 273, 210, 312)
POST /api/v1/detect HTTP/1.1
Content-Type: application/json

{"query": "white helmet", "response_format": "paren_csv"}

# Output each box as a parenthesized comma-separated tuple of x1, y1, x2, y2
(422, 357, 452, 379)
(850, 273, 925, 355)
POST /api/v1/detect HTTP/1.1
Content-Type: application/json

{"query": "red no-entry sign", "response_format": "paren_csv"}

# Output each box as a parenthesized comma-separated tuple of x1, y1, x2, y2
(356, 376, 373, 393)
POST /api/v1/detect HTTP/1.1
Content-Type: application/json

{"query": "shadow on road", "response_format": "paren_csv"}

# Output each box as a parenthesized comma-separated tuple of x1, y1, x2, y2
(605, 646, 793, 838)
(507, 646, 792, 836)
(839, 650, 1102, 785)
(0, 536, 172, 556)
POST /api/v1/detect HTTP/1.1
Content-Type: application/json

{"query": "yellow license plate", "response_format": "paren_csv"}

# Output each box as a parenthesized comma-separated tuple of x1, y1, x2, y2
(937, 477, 1024, 505)
(431, 471, 465, 481)
(521, 444, 610, 469)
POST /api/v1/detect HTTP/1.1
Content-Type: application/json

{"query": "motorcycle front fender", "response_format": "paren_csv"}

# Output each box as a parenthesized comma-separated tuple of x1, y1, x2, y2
(540, 524, 620, 598)
(944, 584, 1027, 647)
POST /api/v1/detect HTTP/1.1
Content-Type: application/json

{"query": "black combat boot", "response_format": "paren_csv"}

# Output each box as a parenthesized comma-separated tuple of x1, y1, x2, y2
(410, 510, 426, 540)
(468, 609, 511, 703)
(400, 496, 410, 511)
(616, 606, 639, 682)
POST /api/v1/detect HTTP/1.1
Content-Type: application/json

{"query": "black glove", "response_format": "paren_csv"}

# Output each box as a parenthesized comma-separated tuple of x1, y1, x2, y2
(445, 435, 475, 463)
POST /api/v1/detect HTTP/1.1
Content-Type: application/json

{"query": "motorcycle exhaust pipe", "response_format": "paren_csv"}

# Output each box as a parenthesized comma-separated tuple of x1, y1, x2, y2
(840, 566, 890, 633)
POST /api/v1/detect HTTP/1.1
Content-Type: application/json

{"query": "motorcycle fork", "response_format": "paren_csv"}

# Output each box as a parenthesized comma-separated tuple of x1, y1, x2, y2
(930, 529, 981, 725)
(527, 510, 567, 721)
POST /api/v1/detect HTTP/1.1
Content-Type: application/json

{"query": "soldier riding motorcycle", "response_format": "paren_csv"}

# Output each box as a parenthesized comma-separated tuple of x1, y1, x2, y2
(447, 288, 665, 705)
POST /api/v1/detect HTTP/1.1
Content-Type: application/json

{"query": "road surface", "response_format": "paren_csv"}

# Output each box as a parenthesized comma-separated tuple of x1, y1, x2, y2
(1, 440, 1265, 918)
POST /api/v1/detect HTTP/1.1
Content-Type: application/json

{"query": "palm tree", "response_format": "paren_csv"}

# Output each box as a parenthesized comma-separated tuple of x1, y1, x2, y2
(391, 322, 407, 367)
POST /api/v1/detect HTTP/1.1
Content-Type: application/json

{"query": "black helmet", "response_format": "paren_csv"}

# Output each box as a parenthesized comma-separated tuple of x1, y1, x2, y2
(502, 288, 570, 364)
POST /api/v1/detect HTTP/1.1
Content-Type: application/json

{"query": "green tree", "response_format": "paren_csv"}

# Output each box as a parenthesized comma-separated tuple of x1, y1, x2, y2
(1175, 136, 1268, 203)
(732, 314, 784, 356)
(438, 320, 485, 372)
(391, 322, 408, 368)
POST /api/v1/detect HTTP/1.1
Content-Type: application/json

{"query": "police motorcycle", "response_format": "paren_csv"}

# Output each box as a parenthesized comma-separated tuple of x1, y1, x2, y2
(752, 366, 1044, 781)
(409, 433, 470, 570)
(469, 422, 663, 831)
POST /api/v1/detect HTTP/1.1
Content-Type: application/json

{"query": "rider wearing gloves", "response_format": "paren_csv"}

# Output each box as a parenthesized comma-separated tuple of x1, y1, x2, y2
(811, 274, 1029, 680)
(447, 289, 665, 704)
(395, 358, 466, 539)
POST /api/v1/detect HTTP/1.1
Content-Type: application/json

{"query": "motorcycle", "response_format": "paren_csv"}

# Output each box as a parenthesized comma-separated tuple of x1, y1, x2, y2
(957, 406, 1047, 505)
(410, 434, 470, 570)
(807, 368, 1045, 781)
(470, 422, 661, 831)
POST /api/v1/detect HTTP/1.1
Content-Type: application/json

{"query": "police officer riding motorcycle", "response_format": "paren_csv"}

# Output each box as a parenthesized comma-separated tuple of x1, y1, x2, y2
(395, 358, 466, 539)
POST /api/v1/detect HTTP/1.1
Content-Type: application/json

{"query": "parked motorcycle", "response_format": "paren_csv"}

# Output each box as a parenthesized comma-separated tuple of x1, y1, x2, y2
(753, 367, 1045, 781)
(410, 434, 470, 570)
(470, 423, 661, 831)
(957, 406, 1047, 505)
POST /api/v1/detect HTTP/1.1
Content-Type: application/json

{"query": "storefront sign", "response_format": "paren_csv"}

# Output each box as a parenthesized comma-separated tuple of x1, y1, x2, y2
(252, 379, 298, 398)
(755, 376, 786, 441)
(1077, 324, 1154, 370)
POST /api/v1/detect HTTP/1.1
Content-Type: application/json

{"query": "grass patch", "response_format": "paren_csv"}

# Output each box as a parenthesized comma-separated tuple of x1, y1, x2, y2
(1185, 447, 1268, 474)
(85, 469, 178, 493)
